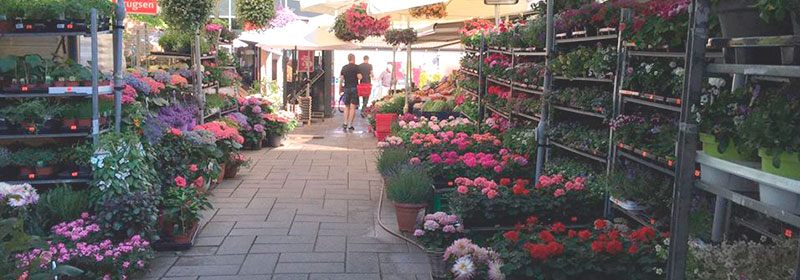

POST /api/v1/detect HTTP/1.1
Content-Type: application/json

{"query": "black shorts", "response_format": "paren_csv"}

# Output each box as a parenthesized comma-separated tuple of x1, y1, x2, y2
(343, 87, 359, 106)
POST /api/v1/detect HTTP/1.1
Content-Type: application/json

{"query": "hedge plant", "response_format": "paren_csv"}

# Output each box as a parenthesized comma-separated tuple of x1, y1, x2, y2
(237, 0, 275, 29)
(160, 0, 215, 32)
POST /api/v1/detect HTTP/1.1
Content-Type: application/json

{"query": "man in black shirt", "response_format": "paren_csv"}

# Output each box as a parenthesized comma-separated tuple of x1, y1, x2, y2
(340, 53, 362, 130)
(359, 55, 374, 111)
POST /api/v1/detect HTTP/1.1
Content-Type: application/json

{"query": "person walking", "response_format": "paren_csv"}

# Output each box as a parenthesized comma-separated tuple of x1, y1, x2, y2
(340, 53, 362, 131)
(376, 63, 393, 100)
(358, 55, 374, 111)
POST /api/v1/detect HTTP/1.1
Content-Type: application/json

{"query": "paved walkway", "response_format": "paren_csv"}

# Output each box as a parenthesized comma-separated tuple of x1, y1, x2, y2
(144, 115, 431, 280)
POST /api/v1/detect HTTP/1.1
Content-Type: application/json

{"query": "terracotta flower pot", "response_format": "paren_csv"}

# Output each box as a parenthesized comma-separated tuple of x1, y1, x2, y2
(217, 163, 227, 183)
(77, 118, 92, 128)
(173, 222, 198, 244)
(393, 202, 427, 232)
(224, 163, 240, 179)
(62, 119, 79, 131)
(18, 166, 34, 177)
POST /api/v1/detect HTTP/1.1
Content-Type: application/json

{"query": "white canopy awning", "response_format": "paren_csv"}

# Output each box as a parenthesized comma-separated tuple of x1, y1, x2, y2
(367, 0, 532, 25)
(237, 19, 358, 50)
(298, 0, 355, 15)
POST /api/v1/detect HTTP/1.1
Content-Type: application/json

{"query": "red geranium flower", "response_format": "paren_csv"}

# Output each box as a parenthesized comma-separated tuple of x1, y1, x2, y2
(550, 222, 566, 233)
(503, 230, 520, 242)
(538, 230, 555, 242)
(594, 219, 607, 230)
(578, 230, 592, 240)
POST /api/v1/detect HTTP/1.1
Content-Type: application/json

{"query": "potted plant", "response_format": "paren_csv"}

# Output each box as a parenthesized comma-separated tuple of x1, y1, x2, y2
(224, 152, 250, 179)
(384, 28, 418, 46)
(0, 99, 58, 133)
(333, 3, 390, 42)
(385, 165, 433, 232)
(376, 148, 410, 177)
(57, 142, 93, 178)
(160, 184, 212, 246)
(0, 147, 11, 179)
(263, 110, 297, 147)
(413, 212, 464, 279)
(10, 148, 55, 178)
(740, 82, 800, 213)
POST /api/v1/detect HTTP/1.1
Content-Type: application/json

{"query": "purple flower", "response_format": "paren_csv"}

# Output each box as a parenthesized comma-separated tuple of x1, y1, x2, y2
(252, 105, 262, 114)
(254, 124, 265, 132)
(413, 229, 425, 236)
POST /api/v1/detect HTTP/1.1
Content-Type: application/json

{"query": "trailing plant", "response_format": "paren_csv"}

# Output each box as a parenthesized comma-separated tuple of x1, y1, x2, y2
(333, 3, 390, 42)
(551, 45, 616, 79)
(548, 86, 611, 116)
(384, 28, 418, 46)
(610, 114, 678, 160)
(607, 160, 673, 219)
(624, 58, 686, 98)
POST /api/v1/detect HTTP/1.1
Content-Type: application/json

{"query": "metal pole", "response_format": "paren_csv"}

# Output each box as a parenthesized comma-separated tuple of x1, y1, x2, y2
(605, 8, 631, 218)
(477, 31, 485, 131)
(391, 46, 397, 93)
(113, 0, 125, 133)
(91, 9, 99, 146)
(534, 0, 554, 182)
(405, 45, 412, 113)
(666, 0, 710, 279)
(194, 31, 204, 123)
(494, 5, 500, 25)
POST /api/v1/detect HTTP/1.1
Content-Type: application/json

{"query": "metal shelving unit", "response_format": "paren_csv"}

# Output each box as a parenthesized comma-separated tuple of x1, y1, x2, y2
(550, 140, 608, 164)
(551, 104, 606, 119)
(667, 1, 800, 279)
(0, 7, 124, 185)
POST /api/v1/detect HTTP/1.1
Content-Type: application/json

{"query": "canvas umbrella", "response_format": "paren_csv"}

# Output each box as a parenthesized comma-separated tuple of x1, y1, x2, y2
(237, 21, 358, 50)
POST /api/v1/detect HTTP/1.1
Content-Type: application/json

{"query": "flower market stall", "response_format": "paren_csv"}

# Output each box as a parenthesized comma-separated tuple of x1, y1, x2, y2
(373, 0, 800, 279)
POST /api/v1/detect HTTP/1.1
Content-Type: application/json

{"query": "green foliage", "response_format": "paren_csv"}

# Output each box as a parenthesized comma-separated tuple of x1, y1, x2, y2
(376, 148, 410, 176)
(698, 81, 755, 157)
(0, 99, 62, 126)
(160, 0, 215, 32)
(57, 142, 94, 168)
(35, 185, 90, 231)
(161, 186, 212, 234)
(384, 28, 417, 46)
(551, 45, 617, 80)
(688, 236, 798, 280)
(158, 30, 212, 54)
(90, 132, 160, 240)
(0, 147, 10, 168)
(740, 81, 800, 166)
(0, 218, 41, 277)
(607, 160, 673, 219)
(385, 165, 433, 204)
(10, 148, 56, 167)
(237, 0, 275, 28)
(129, 14, 167, 29)
(548, 121, 608, 156)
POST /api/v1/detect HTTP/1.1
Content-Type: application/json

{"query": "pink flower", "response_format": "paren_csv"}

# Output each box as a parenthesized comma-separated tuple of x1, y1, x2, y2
(189, 164, 198, 172)
(554, 188, 565, 198)
(175, 176, 187, 188)
(409, 157, 421, 165)
(413, 229, 425, 236)
(170, 128, 182, 136)
(457, 186, 469, 194)
(486, 189, 498, 199)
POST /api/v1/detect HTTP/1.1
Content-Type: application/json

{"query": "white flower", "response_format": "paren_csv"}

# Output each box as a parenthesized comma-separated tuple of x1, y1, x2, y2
(669, 61, 677, 68)
(708, 77, 726, 88)
(645, 64, 653, 73)
(488, 260, 505, 280)
(673, 67, 685, 76)
(452, 256, 475, 280)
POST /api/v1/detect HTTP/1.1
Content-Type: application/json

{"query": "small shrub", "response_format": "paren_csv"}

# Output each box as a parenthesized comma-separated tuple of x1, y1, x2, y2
(36, 185, 90, 231)
(376, 148, 410, 176)
(385, 165, 433, 204)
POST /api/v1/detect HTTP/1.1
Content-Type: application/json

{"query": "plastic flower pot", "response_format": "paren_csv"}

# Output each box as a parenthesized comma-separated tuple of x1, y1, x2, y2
(77, 118, 93, 129)
(758, 149, 800, 213)
(699, 133, 759, 192)
(699, 133, 749, 161)
(425, 250, 447, 279)
(217, 163, 227, 183)
(393, 202, 426, 232)
(266, 134, 283, 147)
(62, 119, 78, 131)
(18, 166, 34, 178)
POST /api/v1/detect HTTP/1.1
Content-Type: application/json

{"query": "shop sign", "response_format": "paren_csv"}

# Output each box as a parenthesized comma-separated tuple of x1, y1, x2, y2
(297, 50, 314, 72)
(114, 0, 158, 15)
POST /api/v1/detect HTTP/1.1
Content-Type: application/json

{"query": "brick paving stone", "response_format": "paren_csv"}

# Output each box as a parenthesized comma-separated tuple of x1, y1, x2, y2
(278, 252, 345, 263)
(308, 274, 381, 280)
(165, 265, 240, 277)
(313, 236, 346, 252)
(271, 274, 309, 280)
(217, 235, 255, 255)
(345, 253, 380, 273)
(250, 243, 315, 253)
(239, 254, 279, 275)
(199, 276, 269, 280)
(274, 262, 344, 274)
(174, 255, 245, 266)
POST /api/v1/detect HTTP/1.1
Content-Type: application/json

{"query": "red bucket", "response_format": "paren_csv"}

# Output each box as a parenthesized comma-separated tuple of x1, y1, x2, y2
(375, 130, 390, 141)
(375, 113, 397, 132)
(357, 84, 372, 97)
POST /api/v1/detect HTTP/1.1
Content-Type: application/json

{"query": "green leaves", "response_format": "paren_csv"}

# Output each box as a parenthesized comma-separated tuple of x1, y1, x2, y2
(237, 0, 275, 28)
(160, 0, 215, 32)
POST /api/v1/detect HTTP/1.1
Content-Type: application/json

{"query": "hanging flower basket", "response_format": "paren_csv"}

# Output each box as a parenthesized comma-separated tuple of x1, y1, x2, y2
(333, 3, 390, 42)
(410, 3, 447, 19)
(384, 28, 418, 46)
